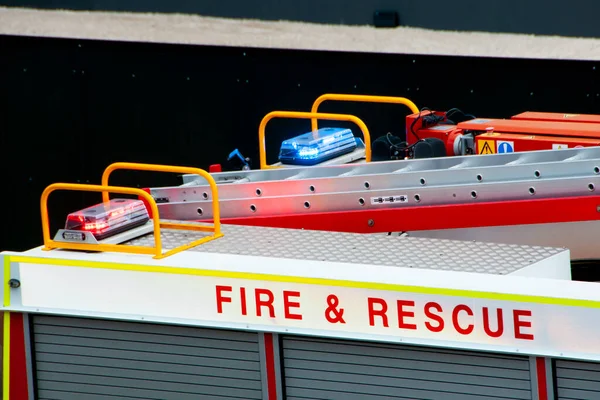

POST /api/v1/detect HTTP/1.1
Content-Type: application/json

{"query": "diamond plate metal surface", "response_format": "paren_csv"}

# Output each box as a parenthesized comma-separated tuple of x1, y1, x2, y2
(125, 222, 565, 275)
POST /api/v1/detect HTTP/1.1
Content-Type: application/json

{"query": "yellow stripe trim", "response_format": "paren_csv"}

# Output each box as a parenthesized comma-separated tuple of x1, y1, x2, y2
(4, 256, 10, 307)
(3, 257, 11, 400)
(9, 255, 600, 309)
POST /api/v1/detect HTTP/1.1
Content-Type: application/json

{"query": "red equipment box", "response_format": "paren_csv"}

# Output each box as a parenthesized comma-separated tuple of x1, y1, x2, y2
(406, 111, 600, 156)
(458, 118, 600, 154)
(458, 118, 600, 139)
(512, 112, 600, 124)
(474, 132, 600, 154)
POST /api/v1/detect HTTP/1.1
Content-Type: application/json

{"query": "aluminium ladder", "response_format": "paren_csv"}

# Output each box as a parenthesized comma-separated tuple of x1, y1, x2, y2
(148, 147, 600, 221)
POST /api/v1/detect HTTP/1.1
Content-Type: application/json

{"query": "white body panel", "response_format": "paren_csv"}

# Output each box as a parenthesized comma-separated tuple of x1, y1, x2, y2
(2, 237, 596, 362)
(408, 220, 600, 262)
(2, 223, 596, 364)
(12, 259, 596, 360)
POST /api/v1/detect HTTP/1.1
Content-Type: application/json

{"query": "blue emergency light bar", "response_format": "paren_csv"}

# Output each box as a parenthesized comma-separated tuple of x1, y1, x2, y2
(278, 127, 357, 166)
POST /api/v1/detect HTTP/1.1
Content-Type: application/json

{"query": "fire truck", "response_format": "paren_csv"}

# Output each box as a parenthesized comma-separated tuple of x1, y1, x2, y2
(4, 94, 600, 399)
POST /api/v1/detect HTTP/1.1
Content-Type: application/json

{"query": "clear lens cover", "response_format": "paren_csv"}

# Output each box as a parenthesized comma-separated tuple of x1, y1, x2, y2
(279, 127, 357, 165)
(65, 198, 150, 240)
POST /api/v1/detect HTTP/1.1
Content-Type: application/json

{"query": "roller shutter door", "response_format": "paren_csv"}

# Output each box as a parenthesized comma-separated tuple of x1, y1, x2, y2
(282, 336, 532, 400)
(31, 315, 263, 400)
(556, 359, 600, 400)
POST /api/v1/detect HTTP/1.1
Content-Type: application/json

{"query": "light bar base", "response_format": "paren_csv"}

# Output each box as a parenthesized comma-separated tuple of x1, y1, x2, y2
(53, 221, 155, 246)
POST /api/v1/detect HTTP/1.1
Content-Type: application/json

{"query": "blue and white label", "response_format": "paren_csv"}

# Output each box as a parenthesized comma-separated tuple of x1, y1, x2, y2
(497, 141, 514, 153)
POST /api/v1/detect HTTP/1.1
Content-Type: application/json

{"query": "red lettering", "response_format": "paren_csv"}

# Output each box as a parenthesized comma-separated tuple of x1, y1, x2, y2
(482, 307, 504, 338)
(218, 286, 306, 319)
(513, 310, 534, 340)
(283, 291, 302, 320)
(452, 304, 474, 335)
(240, 287, 247, 316)
(397, 300, 417, 330)
(216, 285, 232, 313)
(255, 289, 275, 318)
(361, 297, 529, 340)
(368, 298, 389, 327)
(424, 302, 444, 332)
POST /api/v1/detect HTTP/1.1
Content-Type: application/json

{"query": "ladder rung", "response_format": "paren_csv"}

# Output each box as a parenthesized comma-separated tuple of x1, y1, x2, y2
(155, 147, 600, 220)
(206, 146, 600, 183)
(154, 156, 600, 203)
(158, 175, 600, 220)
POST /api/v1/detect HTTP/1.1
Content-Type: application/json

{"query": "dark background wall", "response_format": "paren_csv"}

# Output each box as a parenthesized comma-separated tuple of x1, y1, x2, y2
(1, 33, 599, 252)
(2, 0, 600, 37)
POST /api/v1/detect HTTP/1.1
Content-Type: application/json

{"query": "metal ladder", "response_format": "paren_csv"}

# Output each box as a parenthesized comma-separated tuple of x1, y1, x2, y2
(149, 147, 600, 220)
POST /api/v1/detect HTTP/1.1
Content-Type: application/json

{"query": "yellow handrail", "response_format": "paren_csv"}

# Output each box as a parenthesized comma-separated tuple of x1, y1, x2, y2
(41, 183, 223, 259)
(310, 93, 419, 132)
(101, 162, 221, 235)
(41, 183, 164, 257)
(259, 111, 372, 170)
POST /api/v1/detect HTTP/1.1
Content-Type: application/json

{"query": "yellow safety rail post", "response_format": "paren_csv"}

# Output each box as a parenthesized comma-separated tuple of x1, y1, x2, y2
(310, 93, 419, 132)
(258, 111, 372, 170)
(41, 183, 222, 259)
(3, 255, 10, 400)
(101, 162, 223, 255)
(101, 162, 221, 232)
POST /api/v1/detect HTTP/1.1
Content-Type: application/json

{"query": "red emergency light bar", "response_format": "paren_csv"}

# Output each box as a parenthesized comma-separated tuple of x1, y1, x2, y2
(65, 198, 150, 240)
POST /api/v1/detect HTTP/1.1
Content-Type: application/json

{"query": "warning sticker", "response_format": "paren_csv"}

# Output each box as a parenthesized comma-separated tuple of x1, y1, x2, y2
(478, 140, 496, 155)
(480, 132, 501, 137)
(564, 114, 579, 118)
(371, 195, 409, 205)
(468, 119, 492, 124)
(552, 144, 569, 150)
